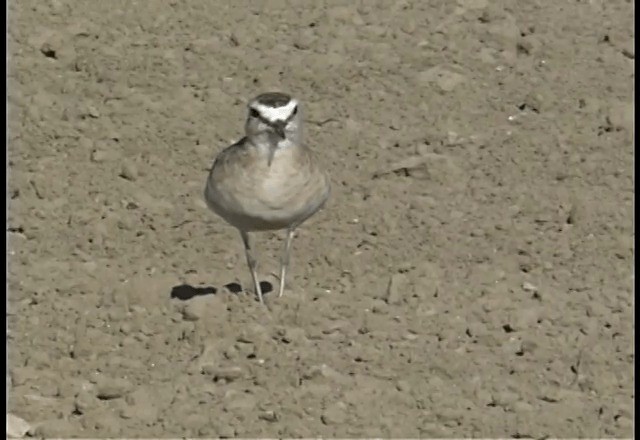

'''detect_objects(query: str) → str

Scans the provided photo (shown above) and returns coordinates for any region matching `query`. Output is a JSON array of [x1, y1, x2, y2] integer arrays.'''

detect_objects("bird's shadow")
[[170, 281, 273, 301]]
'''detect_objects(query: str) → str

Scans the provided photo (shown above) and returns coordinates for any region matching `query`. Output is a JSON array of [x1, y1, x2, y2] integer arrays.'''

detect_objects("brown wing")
[[210, 137, 248, 174]]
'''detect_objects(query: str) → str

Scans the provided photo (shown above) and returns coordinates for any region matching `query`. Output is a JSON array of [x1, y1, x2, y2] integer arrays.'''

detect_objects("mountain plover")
[[204, 92, 331, 304]]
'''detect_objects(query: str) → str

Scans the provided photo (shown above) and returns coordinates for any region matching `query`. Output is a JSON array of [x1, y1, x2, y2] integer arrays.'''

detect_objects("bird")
[[204, 92, 331, 304]]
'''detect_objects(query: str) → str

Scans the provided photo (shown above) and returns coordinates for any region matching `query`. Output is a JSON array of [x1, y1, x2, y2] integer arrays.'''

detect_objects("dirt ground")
[[7, 0, 634, 438]]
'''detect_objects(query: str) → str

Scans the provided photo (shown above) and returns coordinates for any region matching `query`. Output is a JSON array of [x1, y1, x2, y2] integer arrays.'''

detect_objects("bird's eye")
[[249, 108, 260, 118], [291, 106, 298, 116]]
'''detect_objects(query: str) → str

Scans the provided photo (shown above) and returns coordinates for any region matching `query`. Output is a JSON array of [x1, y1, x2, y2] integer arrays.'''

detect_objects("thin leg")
[[240, 230, 263, 303], [278, 228, 295, 298]]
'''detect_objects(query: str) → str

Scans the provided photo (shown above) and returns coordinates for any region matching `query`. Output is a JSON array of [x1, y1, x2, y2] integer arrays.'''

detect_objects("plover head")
[[245, 92, 302, 143]]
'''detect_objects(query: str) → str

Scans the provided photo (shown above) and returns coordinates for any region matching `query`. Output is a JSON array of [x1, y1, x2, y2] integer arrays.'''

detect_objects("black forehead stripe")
[[255, 92, 292, 107]]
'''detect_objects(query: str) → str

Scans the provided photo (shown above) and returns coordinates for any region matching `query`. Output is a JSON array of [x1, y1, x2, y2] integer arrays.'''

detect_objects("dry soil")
[[7, 0, 634, 438]]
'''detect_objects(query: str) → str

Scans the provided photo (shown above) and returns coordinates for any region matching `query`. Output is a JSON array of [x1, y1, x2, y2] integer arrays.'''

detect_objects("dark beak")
[[273, 122, 286, 140]]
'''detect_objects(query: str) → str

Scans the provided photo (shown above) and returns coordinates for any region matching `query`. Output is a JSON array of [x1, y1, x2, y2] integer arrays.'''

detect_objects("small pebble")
[[32, 419, 74, 438], [519, 339, 538, 354], [513, 401, 534, 413], [371, 299, 389, 314], [386, 273, 408, 305], [202, 366, 244, 383], [321, 402, 348, 425], [74, 390, 98, 414], [258, 410, 278, 422], [302, 364, 345, 383], [95, 377, 133, 400], [607, 101, 633, 132], [119, 160, 138, 181], [395, 379, 411, 392], [87, 106, 100, 118], [213, 423, 235, 438], [7, 413, 31, 438], [181, 303, 203, 322], [493, 390, 520, 408], [90, 149, 108, 163]]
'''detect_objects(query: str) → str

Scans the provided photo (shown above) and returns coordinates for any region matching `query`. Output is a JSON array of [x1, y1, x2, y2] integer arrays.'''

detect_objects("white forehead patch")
[[251, 99, 299, 122]]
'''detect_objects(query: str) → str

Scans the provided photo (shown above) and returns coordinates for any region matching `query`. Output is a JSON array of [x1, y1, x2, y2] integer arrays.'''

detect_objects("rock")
[[417, 65, 466, 92], [90, 411, 122, 435], [122, 387, 159, 423], [119, 160, 138, 181], [131, 189, 173, 212], [39, 41, 58, 59], [615, 415, 633, 430], [10, 367, 40, 387], [29, 177, 51, 200], [522, 281, 538, 292], [375, 153, 464, 189], [95, 377, 133, 400], [228, 30, 250, 47], [400, 19, 417, 34], [294, 29, 316, 50], [32, 31, 76, 65], [619, 42, 634, 59], [7, 413, 31, 438], [512, 307, 540, 329], [386, 273, 409, 305], [90, 149, 108, 163], [202, 366, 244, 383], [275, 326, 307, 345], [321, 402, 348, 425], [258, 410, 278, 422], [478, 47, 497, 64], [565, 198, 586, 225], [519, 339, 538, 355], [182, 413, 209, 432], [235, 323, 268, 344], [371, 299, 389, 314], [521, 90, 550, 113], [487, 13, 519, 49], [492, 390, 520, 408], [501, 336, 521, 355], [214, 366, 244, 382], [537, 387, 563, 403], [326, 6, 360, 22], [32, 419, 74, 438], [462, 0, 488, 10], [49, 0, 67, 15], [179, 294, 218, 322], [302, 364, 346, 384], [513, 401, 534, 413], [223, 390, 256, 411], [517, 35, 541, 56], [606, 101, 634, 132], [74, 390, 98, 414], [436, 407, 464, 427], [212, 422, 235, 438], [181, 300, 206, 322], [474, 388, 493, 405], [87, 105, 100, 118], [195, 342, 224, 373], [395, 380, 411, 392]]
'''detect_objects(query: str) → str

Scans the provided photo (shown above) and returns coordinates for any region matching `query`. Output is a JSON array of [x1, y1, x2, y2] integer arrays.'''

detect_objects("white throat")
[[252, 99, 298, 122]]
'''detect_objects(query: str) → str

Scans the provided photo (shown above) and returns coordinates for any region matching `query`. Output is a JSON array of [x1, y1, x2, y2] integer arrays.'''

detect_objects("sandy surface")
[[7, 0, 634, 438]]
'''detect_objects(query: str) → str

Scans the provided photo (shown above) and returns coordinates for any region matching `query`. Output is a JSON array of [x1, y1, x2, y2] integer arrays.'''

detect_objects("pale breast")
[[205, 140, 330, 231]]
